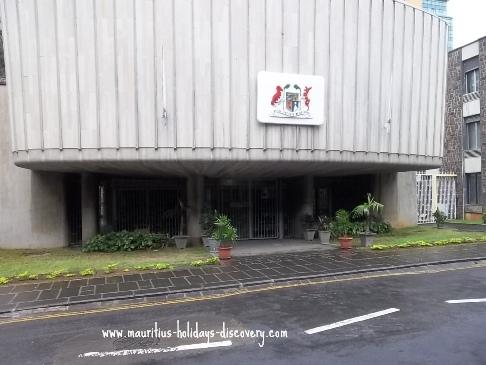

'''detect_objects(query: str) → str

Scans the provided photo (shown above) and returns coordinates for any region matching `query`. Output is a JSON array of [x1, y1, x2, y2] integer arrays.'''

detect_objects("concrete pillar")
[[374, 171, 417, 227], [278, 179, 284, 239], [81, 173, 98, 243], [295, 175, 315, 238], [0, 86, 68, 248], [186, 175, 204, 246]]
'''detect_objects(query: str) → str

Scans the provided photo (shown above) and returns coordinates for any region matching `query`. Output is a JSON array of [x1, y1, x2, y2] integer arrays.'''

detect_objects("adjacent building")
[[443, 36, 486, 220], [0, 0, 449, 248]]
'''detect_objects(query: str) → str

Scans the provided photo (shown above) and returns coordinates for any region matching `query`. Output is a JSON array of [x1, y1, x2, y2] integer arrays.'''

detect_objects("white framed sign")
[[257, 71, 324, 126]]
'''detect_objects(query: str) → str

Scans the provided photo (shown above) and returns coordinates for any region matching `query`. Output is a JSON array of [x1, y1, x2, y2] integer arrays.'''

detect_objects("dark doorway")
[[110, 179, 185, 236], [315, 175, 374, 217], [206, 179, 279, 239]]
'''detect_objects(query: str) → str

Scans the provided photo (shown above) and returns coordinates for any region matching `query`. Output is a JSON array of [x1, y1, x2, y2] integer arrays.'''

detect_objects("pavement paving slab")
[[2, 243, 486, 314]]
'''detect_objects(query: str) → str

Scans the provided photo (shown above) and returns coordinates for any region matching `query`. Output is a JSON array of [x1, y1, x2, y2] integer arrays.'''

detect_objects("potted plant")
[[301, 214, 317, 241], [352, 193, 384, 247], [200, 209, 216, 247], [173, 198, 190, 249], [317, 215, 331, 244], [211, 214, 238, 260], [432, 208, 447, 229], [331, 209, 353, 249]]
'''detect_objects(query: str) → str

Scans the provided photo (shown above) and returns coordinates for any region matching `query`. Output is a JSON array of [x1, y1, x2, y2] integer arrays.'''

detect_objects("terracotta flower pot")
[[219, 246, 232, 260], [338, 236, 353, 249]]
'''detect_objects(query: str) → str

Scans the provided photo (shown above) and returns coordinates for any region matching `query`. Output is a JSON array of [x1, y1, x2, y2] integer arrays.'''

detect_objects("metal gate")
[[209, 180, 279, 239], [417, 171, 456, 224], [112, 179, 185, 236]]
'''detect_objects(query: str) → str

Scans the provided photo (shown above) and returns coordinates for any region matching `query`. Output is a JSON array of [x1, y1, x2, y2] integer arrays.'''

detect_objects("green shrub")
[[134, 264, 152, 271], [0, 277, 9, 286], [190, 257, 219, 267], [301, 214, 317, 230], [104, 263, 119, 273], [482, 213, 486, 224], [15, 271, 32, 281], [134, 262, 172, 271], [45, 270, 65, 279], [371, 236, 486, 250], [82, 231, 171, 252], [15, 271, 39, 281], [369, 221, 392, 234], [200, 209, 218, 236], [433, 208, 447, 228], [152, 263, 172, 270], [79, 268, 95, 276]]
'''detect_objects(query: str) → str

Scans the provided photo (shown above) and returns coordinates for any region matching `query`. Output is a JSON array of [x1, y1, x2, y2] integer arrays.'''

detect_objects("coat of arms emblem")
[[270, 84, 312, 119]]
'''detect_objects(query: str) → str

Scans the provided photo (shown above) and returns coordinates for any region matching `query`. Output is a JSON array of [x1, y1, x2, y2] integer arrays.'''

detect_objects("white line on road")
[[78, 340, 233, 358], [446, 298, 486, 304], [304, 308, 400, 335]]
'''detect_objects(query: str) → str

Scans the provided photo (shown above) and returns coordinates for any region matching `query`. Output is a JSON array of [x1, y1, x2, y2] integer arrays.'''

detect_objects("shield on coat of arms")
[[285, 92, 300, 112]]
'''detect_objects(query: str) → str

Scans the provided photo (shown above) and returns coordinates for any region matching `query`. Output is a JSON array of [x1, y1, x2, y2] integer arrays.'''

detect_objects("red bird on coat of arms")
[[271, 86, 283, 106], [303, 86, 312, 110]]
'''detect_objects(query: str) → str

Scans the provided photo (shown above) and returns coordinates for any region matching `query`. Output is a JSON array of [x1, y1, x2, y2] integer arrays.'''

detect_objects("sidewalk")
[[2, 243, 486, 314]]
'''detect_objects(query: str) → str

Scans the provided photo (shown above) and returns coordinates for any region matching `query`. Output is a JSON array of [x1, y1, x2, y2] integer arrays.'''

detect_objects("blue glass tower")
[[423, 0, 453, 49]]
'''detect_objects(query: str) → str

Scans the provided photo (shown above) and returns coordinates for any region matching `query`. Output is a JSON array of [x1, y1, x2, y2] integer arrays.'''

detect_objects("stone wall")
[[480, 38, 486, 213], [442, 48, 464, 217]]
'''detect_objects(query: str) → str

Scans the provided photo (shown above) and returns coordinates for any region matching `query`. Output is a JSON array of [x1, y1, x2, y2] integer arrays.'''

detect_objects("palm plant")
[[211, 214, 238, 247], [317, 215, 331, 231], [331, 209, 352, 238], [352, 193, 384, 233]]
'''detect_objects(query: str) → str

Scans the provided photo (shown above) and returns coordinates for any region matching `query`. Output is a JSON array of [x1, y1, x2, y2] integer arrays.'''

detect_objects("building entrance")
[[207, 180, 280, 239]]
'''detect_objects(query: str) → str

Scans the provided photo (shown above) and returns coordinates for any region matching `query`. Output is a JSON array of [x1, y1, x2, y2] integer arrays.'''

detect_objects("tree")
[[352, 193, 384, 233]]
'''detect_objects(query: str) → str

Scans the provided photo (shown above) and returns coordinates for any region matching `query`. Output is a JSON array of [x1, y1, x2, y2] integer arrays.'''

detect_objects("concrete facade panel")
[[0, 86, 67, 249], [0, 0, 448, 175]]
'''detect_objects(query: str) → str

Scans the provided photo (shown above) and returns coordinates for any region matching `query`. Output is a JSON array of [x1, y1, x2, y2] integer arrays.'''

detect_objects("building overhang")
[[13, 148, 442, 177]]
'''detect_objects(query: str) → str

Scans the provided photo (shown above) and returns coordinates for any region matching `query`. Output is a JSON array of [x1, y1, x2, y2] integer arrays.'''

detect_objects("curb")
[[3, 256, 486, 315]]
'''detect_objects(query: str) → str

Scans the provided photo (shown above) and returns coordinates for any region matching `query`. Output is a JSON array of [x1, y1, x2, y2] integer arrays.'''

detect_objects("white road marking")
[[78, 340, 232, 358], [304, 308, 400, 335], [446, 298, 486, 304]]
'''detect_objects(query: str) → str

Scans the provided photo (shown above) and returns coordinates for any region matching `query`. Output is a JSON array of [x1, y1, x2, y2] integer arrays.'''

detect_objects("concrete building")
[[405, 0, 453, 49], [0, 0, 448, 248], [443, 36, 486, 220]]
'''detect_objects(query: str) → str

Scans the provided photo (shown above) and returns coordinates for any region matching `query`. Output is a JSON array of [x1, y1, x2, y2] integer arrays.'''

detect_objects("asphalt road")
[[2, 265, 486, 365]]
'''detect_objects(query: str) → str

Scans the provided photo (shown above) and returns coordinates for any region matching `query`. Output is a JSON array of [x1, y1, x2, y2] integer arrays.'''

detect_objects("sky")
[[449, 0, 486, 48]]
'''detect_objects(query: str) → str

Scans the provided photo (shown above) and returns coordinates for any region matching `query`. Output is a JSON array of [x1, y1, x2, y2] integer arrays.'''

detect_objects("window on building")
[[466, 120, 480, 150], [466, 173, 481, 205], [465, 69, 479, 94]]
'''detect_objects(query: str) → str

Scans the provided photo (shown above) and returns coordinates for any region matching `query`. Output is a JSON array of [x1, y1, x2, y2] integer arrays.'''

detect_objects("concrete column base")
[[375, 171, 417, 227], [186, 175, 204, 246], [81, 173, 98, 243], [294, 175, 315, 238], [0, 87, 68, 248]]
